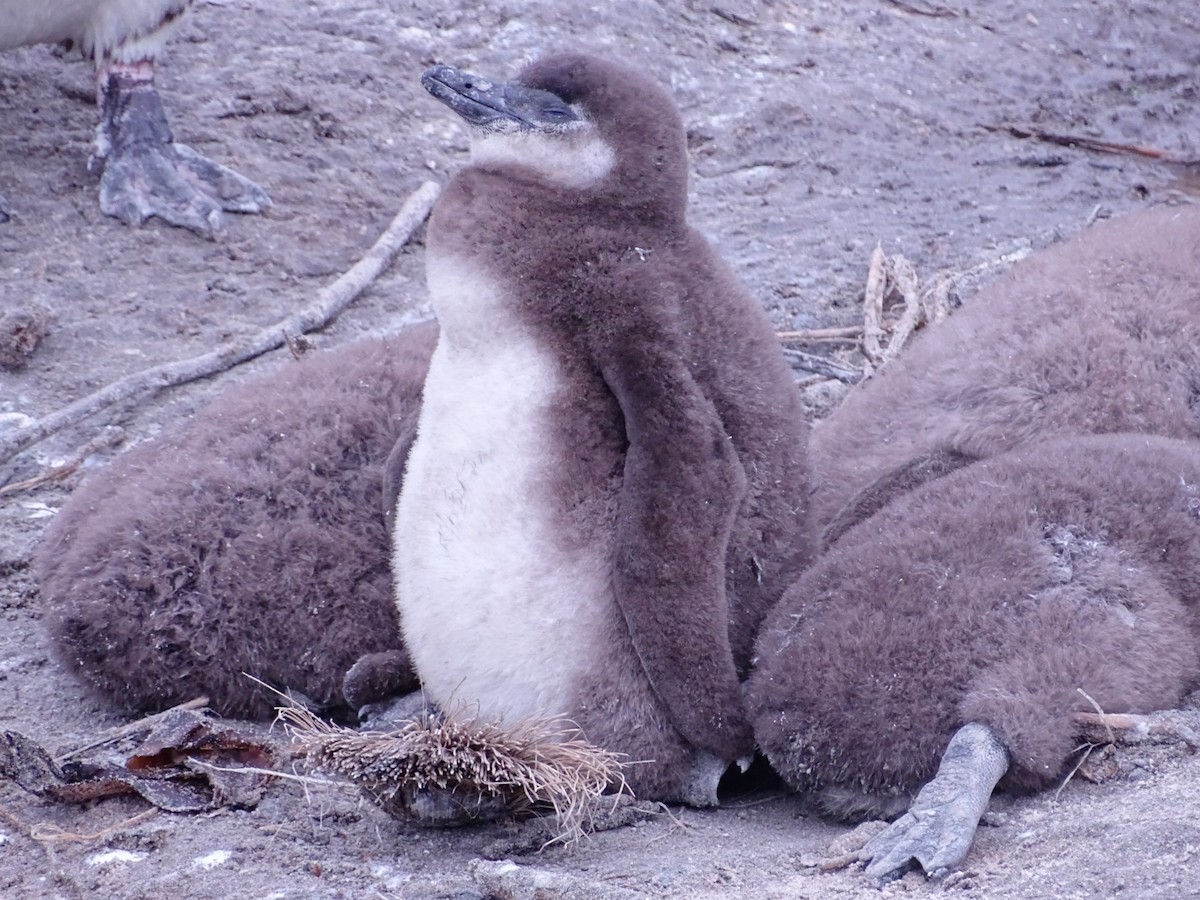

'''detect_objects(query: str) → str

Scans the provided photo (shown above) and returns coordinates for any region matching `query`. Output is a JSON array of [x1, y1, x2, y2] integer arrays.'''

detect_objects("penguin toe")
[[98, 140, 269, 238], [858, 723, 1009, 881]]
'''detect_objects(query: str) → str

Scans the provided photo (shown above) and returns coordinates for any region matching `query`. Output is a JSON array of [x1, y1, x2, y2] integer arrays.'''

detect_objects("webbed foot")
[[94, 60, 269, 238], [858, 722, 1009, 881]]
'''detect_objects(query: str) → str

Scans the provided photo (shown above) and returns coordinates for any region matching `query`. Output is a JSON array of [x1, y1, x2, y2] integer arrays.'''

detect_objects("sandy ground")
[[3, 0, 1200, 897]]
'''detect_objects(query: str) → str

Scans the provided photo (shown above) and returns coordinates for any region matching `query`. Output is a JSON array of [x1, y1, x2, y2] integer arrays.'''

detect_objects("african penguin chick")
[[35, 323, 437, 719], [748, 432, 1200, 880], [394, 54, 813, 806], [809, 204, 1200, 546], [1, 0, 269, 235]]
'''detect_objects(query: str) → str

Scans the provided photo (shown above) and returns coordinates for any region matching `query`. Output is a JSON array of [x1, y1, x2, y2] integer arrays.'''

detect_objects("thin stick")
[[781, 348, 864, 384], [29, 808, 159, 844], [989, 125, 1196, 163], [776, 326, 864, 341], [884, 0, 959, 17], [861, 244, 888, 366], [0, 427, 125, 497], [1076, 688, 1116, 745], [54, 695, 210, 763], [880, 255, 922, 363], [0, 181, 440, 468]]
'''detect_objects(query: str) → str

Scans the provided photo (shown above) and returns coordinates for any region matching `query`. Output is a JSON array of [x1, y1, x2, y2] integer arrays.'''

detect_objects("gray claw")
[[858, 723, 1009, 881]]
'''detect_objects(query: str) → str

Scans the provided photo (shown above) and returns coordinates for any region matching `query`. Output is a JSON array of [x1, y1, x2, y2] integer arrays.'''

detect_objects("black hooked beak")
[[421, 65, 579, 130]]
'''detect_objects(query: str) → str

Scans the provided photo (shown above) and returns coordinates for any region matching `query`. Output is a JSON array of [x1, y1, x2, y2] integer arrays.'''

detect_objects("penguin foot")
[[393, 782, 514, 827], [1075, 709, 1200, 750], [343, 650, 420, 711], [857, 722, 1009, 882], [94, 60, 269, 238]]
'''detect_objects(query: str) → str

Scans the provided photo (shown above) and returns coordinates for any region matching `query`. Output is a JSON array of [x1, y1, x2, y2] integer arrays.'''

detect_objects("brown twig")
[[883, 0, 960, 18], [781, 348, 864, 384], [776, 325, 864, 341], [0, 181, 440, 470], [861, 244, 889, 366], [988, 125, 1200, 165], [0, 426, 125, 497], [29, 809, 160, 844]]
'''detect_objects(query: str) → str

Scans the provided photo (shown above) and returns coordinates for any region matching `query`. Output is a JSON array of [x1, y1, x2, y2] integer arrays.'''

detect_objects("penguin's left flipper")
[[96, 62, 269, 238], [599, 338, 751, 762], [859, 723, 1009, 881]]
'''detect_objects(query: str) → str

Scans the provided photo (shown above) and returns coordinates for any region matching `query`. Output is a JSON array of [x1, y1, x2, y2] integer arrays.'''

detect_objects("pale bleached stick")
[[0, 181, 440, 469], [861, 244, 888, 366]]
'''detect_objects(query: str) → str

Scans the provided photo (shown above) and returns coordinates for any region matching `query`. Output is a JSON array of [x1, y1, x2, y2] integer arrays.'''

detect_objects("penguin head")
[[422, 54, 688, 218]]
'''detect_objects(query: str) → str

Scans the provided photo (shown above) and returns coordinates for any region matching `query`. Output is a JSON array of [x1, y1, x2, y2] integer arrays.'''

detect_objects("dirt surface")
[[3, 1, 1200, 897]]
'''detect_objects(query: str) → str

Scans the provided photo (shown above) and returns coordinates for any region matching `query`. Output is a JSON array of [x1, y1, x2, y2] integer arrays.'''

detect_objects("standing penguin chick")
[[394, 54, 812, 805], [1, 0, 269, 235], [748, 433, 1200, 879], [36, 324, 437, 719]]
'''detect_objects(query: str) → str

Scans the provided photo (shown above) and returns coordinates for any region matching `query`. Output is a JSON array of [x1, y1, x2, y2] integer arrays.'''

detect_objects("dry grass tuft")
[[278, 704, 626, 845]]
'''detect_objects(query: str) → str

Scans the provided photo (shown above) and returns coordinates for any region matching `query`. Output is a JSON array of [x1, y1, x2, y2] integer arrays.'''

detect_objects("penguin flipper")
[[599, 344, 752, 761], [858, 723, 1009, 881], [95, 61, 269, 238], [821, 447, 978, 549]]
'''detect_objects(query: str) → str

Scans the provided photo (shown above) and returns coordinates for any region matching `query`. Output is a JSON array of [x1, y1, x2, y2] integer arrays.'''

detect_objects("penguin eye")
[[542, 104, 577, 122]]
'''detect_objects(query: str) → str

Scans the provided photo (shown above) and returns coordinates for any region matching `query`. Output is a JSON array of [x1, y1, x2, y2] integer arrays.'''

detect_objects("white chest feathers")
[[392, 263, 612, 725]]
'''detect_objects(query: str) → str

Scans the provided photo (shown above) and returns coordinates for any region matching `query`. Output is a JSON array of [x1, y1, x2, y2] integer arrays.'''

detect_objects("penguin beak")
[[421, 65, 579, 131]]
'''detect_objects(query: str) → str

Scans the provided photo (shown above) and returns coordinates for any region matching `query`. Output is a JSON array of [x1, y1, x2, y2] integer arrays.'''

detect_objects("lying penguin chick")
[[35, 323, 437, 719], [394, 54, 813, 806], [1, 0, 269, 235], [809, 204, 1200, 544], [748, 432, 1200, 880]]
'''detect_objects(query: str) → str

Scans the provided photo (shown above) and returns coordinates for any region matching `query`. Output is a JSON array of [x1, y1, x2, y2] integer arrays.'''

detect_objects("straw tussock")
[[279, 704, 626, 844]]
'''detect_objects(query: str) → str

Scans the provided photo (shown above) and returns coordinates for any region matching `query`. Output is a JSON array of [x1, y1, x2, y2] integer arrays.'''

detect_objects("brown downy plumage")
[[395, 54, 812, 804], [808, 204, 1200, 545], [36, 324, 437, 719], [750, 433, 1200, 814]]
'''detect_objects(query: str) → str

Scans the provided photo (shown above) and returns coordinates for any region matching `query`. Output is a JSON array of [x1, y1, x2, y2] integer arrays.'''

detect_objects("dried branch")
[[0, 180, 440, 470], [861, 244, 889, 365], [988, 124, 1200, 166], [781, 348, 864, 384], [776, 325, 864, 341], [0, 426, 125, 497]]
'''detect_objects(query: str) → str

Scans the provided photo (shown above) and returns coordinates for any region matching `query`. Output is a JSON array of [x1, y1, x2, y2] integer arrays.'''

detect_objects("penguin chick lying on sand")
[[393, 54, 812, 806], [809, 204, 1200, 548], [749, 433, 1200, 879], [749, 204, 1200, 879], [36, 324, 436, 719], [1, 0, 268, 235]]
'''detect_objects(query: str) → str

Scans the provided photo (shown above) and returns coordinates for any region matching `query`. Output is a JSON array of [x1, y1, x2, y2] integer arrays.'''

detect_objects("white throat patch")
[[470, 127, 616, 190]]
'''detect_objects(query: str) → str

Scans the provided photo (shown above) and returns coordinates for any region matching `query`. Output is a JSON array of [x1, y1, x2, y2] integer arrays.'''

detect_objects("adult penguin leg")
[[94, 59, 269, 237]]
